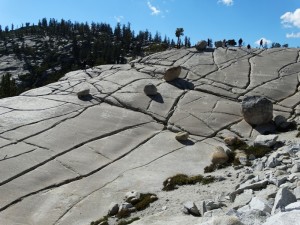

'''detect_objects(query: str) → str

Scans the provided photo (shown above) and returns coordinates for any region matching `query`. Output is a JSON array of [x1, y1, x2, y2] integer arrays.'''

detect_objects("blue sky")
[[1, 0, 300, 47]]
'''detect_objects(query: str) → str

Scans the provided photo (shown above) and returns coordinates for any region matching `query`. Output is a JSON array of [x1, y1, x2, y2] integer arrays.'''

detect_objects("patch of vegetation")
[[90, 216, 108, 225], [162, 174, 215, 191], [134, 193, 158, 211], [117, 217, 140, 225], [243, 145, 272, 158]]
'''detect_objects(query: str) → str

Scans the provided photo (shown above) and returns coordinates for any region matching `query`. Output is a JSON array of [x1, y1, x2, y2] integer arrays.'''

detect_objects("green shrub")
[[163, 174, 214, 191], [134, 193, 158, 211], [90, 216, 108, 225], [117, 217, 140, 225]]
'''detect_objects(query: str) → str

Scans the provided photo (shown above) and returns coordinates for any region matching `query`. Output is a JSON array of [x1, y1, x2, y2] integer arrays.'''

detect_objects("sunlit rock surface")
[[0, 47, 299, 225]]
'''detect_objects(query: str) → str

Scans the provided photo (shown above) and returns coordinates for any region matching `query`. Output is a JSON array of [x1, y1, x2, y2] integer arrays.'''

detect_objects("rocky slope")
[[0, 47, 299, 225]]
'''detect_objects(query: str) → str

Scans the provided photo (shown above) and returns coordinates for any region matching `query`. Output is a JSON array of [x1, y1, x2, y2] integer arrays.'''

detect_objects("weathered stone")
[[249, 197, 272, 214], [231, 179, 269, 201], [183, 201, 200, 216], [266, 152, 281, 168], [143, 83, 158, 96], [291, 163, 300, 173], [198, 200, 207, 216], [254, 134, 278, 147], [164, 66, 181, 81], [108, 202, 119, 216], [77, 88, 90, 98], [285, 202, 300, 211], [256, 184, 278, 199], [272, 187, 297, 214], [211, 146, 229, 165], [125, 190, 140, 204], [175, 131, 189, 141], [195, 40, 207, 51], [241, 96, 273, 126], [232, 189, 253, 209]]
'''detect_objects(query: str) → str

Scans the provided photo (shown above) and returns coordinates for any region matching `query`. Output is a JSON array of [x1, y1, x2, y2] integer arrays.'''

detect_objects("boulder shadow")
[[149, 93, 164, 103], [168, 78, 194, 90], [177, 139, 195, 146], [78, 94, 93, 101], [252, 122, 276, 135]]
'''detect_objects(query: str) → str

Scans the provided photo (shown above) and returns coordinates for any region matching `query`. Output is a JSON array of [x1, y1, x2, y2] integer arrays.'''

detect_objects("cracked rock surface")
[[0, 47, 299, 225]]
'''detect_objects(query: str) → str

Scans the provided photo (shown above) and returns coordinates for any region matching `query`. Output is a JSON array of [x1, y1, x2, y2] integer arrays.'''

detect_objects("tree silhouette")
[[175, 28, 184, 48]]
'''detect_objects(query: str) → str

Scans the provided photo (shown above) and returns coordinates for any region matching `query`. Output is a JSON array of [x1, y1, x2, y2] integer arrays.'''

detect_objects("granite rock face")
[[0, 47, 299, 225]]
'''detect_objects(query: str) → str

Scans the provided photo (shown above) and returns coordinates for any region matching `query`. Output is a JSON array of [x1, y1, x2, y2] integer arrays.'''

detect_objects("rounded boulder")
[[164, 66, 181, 81], [144, 83, 157, 96], [241, 96, 273, 126]]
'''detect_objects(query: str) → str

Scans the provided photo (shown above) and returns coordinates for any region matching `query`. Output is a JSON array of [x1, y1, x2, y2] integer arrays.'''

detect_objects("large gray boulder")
[[241, 96, 273, 126]]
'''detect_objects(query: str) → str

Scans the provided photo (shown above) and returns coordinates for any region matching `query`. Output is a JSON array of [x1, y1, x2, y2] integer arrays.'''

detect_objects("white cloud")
[[255, 38, 272, 46], [147, 1, 161, 15], [286, 32, 300, 38], [114, 16, 124, 23], [280, 8, 300, 28], [218, 0, 233, 6]]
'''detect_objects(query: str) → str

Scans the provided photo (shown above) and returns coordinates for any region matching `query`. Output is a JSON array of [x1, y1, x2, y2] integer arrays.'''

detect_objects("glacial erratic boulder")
[[164, 66, 181, 81], [241, 96, 273, 126], [211, 146, 229, 165], [144, 83, 158, 96], [175, 131, 189, 141]]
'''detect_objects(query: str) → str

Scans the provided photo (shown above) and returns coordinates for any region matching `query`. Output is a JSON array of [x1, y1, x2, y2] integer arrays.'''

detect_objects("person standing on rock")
[[260, 39, 263, 49], [238, 38, 243, 47], [247, 44, 251, 53]]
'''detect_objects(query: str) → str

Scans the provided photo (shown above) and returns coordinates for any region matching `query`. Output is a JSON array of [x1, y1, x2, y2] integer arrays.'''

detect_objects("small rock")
[[285, 202, 300, 212], [249, 197, 272, 214], [198, 200, 207, 216], [231, 179, 269, 201], [241, 96, 273, 126], [211, 146, 229, 165], [108, 202, 119, 216], [232, 189, 253, 210], [143, 83, 157, 96], [206, 200, 223, 210], [256, 184, 278, 199], [293, 186, 300, 200], [234, 150, 248, 165], [175, 131, 189, 141], [125, 190, 140, 204], [164, 66, 181, 81], [266, 152, 281, 168], [271, 187, 297, 214], [254, 134, 278, 147], [77, 88, 90, 98], [183, 201, 200, 216], [291, 163, 300, 173]]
